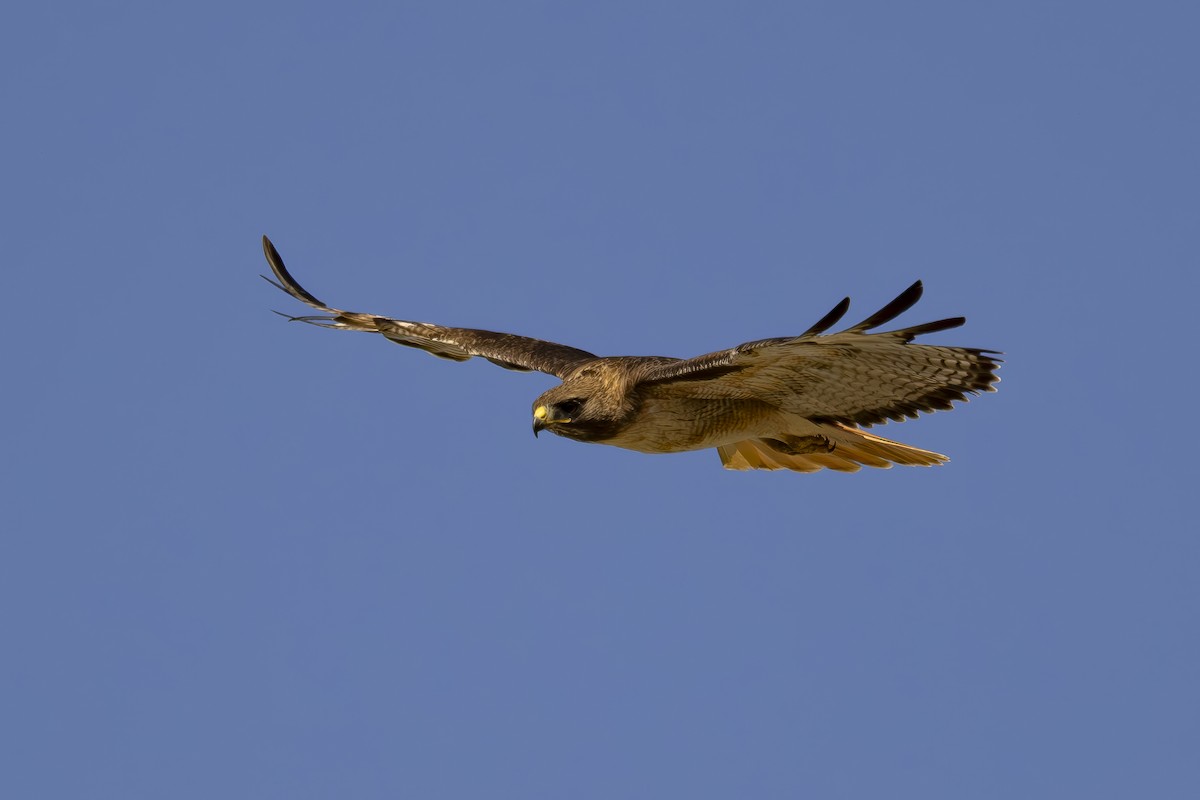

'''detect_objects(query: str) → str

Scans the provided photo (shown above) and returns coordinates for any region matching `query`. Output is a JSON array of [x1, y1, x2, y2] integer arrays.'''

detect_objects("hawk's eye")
[[558, 398, 584, 417]]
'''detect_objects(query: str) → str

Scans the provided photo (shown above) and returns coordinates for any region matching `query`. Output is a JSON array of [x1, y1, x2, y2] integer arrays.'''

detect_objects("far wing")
[[262, 236, 598, 378], [637, 281, 1000, 427]]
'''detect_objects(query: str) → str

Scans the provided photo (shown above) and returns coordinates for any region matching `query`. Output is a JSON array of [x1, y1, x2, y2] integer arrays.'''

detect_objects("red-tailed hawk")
[[263, 236, 999, 473]]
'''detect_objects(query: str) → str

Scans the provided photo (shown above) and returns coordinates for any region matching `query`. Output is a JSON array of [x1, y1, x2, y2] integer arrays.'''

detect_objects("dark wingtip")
[[261, 235, 287, 283], [896, 316, 966, 339], [802, 296, 851, 337], [261, 235, 283, 274], [260, 235, 327, 308], [847, 280, 924, 333]]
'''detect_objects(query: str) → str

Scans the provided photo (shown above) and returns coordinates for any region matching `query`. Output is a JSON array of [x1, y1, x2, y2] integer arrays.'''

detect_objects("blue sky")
[[3, 2, 1196, 797]]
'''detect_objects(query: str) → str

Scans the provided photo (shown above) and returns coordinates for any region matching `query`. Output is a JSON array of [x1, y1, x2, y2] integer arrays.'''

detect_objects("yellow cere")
[[533, 405, 548, 420]]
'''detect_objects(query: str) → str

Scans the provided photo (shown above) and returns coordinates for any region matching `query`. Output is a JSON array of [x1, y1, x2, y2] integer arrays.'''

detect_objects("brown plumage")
[[263, 236, 1000, 473]]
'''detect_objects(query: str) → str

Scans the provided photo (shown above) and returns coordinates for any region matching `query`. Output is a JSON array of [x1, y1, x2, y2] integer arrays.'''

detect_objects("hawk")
[[262, 237, 999, 473]]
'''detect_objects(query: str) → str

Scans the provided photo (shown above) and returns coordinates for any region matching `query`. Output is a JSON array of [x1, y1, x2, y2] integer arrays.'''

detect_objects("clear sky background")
[[3, 2, 1196, 798]]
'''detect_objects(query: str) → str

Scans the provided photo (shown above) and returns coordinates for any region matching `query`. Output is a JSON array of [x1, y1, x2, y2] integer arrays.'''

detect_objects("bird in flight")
[[262, 236, 999, 473]]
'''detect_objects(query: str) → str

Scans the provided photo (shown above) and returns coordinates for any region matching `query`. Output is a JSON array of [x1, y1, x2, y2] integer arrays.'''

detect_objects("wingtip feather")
[[846, 280, 924, 333], [802, 296, 851, 337], [261, 235, 329, 309]]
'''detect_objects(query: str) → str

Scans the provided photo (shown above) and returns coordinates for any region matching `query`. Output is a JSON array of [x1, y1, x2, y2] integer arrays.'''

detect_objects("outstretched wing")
[[262, 236, 598, 378], [638, 281, 1000, 427]]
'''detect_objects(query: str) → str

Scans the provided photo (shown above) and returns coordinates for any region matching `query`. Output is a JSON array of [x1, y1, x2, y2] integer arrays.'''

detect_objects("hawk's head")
[[531, 363, 635, 443]]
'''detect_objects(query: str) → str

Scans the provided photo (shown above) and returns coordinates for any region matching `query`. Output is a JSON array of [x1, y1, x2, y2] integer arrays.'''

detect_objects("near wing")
[[638, 281, 1000, 427], [262, 236, 598, 379]]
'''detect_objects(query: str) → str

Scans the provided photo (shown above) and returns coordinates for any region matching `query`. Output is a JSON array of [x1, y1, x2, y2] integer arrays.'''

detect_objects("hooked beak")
[[532, 404, 568, 437]]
